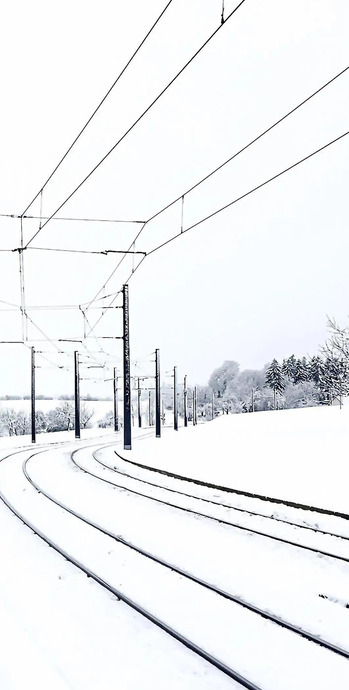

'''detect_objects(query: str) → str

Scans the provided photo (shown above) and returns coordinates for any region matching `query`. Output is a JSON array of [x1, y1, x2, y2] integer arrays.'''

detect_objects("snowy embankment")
[[129, 405, 349, 514], [0, 408, 349, 689]]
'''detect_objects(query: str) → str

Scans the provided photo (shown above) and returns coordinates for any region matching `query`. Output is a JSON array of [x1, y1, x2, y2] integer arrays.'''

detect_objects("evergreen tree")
[[294, 357, 309, 384], [309, 356, 324, 386], [264, 359, 285, 409], [321, 356, 349, 404], [282, 355, 297, 383]]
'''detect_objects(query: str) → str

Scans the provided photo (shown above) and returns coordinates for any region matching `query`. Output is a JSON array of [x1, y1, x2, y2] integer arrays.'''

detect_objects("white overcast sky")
[[0, 0, 348, 396]]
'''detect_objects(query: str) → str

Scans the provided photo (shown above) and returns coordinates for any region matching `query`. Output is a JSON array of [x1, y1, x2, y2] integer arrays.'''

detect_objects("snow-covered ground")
[[128, 405, 349, 513], [0, 406, 348, 689]]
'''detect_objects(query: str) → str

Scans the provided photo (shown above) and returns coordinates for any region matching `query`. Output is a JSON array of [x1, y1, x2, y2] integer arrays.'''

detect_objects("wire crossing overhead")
[[145, 129, 349, 255], [21, 0, 174, 218], [145, 66, 349, 226], [80, 65, 349, 334], [84, 126, 349, 340], [24, 0, 247, 248]]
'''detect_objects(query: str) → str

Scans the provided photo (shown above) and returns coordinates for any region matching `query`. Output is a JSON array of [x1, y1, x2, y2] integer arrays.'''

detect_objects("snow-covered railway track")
[[83, 445, 349, 565], [111, 449, 349, 541], [117, 449, 349, 523], [1, 443, 349, 689], [21, 449, 349, 661], [0, 445, 261, 689]]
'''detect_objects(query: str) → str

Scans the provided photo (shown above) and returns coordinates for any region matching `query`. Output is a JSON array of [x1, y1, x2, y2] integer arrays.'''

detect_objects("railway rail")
[[22, 446, 349, 661], [110, 449, 349, 541], [1, 439, 349, 688], [0, 443, 261, 689], [80, 445, 349, 565]]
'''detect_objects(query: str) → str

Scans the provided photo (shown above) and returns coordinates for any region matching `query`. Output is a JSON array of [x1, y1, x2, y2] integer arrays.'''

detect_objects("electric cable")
[[146, 129, 349, 257], [21, 1, 175, 217], [82, 64, 349, 321], [0, 214, 145, 224], [145, 65, 349, 226], [85, 128, 349, 337], [24, 0, 247, 248]]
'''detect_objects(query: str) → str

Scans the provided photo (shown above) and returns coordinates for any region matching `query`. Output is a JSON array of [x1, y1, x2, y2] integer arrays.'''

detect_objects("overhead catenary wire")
[[145, 65, 349, 225], [27, 247, 147, 256], [146, 129, 349, 257], [0, 214, 146, 224], [85, 128, 349, 338], [21, 0, 175, 218], [24, 0, 247, 248], [81, 64, 349, 322]]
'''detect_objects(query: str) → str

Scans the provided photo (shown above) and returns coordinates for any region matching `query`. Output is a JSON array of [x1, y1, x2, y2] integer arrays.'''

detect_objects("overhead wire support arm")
[[24, 0, 247, 248], [21, 0, 174, 218], [1, 214, 146, 224], [85, 63, 349, 335]]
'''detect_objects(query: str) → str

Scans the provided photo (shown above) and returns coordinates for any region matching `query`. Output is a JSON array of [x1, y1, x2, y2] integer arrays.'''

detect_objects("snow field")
[[127, 405, 349, 514], [0, 474, 238, 690], [3, 441, 347, 688], [0, 406, 349, 688]]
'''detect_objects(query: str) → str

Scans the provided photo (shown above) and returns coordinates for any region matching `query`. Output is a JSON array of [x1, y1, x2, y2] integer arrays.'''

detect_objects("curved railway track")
[[21, 446, 349, 661], [110, 449, 349, 541], [117, 450, 349, 521], [80, 445, 349, 565], [1, 439, 349, 688], [0, 443, 260, 690]]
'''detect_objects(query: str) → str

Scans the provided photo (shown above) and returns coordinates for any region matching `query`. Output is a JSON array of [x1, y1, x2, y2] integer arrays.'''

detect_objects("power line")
[[86, 129, 349, 338], [26, 247, 147, 256], [0, 213, 145, 223], [145, 65, 349, 225], [146, 129, 349, 256], [81, 63, 348, 319], [24, 0, 247, 248], [21, 0, 174, 217]]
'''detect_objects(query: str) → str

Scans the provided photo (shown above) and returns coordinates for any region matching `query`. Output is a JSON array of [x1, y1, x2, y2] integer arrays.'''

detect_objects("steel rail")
[[106, 449, 349, 542], [21, 448, 349, 661], [117, 451, 349, 521], [74, 446, 349, 564], [0, 448, 261, 690]]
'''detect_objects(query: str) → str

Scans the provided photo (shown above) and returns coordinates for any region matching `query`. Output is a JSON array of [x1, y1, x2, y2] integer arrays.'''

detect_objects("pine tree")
[[282, 355, 297, 383], [309, 356, 324, 386], [294, 358, 309, 384], [264, 359, 285, 409]]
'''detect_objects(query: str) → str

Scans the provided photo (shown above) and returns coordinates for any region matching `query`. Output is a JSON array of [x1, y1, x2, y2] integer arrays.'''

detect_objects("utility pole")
[[31, 346, 36, 443], [74, 350, 80, 439], [155, 348, 161, 438], [194, 386, 198, 425], [192, 389, 195, 425], [123, 284, 131, 450], [148, 390, 152, 426], [113, 368, 119, 431], [173, 366, 178, 430], [137, 378, 142, 428], [211, 390, 214, 421], [183, 375, 188, 427]]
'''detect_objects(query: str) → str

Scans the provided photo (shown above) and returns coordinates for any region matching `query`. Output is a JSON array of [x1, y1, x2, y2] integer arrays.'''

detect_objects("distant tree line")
[[202, 319, 349, 415], [0, 402, 96, 436]]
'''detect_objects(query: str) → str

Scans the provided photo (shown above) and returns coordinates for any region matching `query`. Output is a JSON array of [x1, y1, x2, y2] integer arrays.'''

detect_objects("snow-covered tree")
[[282, 355, 297, 382], [264, 359, 285, 410], [0, 408, 29, 436], [294, 357, 309, 384], [208, 361, 239, 399], [46, 402, 74, 432]]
